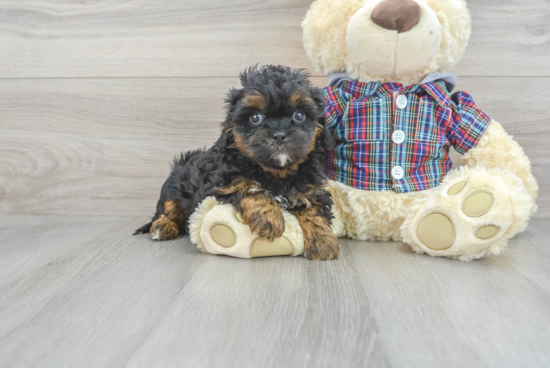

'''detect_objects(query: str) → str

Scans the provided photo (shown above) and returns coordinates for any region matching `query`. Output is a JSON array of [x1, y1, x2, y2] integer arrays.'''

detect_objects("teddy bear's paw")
[[416, 183, 501, 252], [189, 198, 305, 259], [401, 167, 532, 261]]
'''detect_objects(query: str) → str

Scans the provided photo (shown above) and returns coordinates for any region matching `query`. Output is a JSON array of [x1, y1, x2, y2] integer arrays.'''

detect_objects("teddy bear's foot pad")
[[475, 225, 500, 240], [416, 212, 456, 250], [447, 181, 467, 196], [209, 224, 237, 248], [417, 186, 500, 251], [402, 168, 523, 260], [191, 198, 305, 258], [462, 190, 494, 217], [250, 236, 294, 258]]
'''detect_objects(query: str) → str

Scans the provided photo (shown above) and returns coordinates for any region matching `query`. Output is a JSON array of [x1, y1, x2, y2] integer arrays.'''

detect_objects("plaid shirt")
[[324, 80, 492, 193]]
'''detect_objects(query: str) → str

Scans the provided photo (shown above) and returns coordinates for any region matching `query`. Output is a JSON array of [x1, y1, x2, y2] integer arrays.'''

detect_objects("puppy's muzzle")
[[272, 131, 287, 145]]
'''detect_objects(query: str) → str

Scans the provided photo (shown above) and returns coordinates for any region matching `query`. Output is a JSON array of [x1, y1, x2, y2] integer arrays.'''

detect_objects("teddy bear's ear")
[[425, 0, 471, 71], [302, 0, 363, 75]]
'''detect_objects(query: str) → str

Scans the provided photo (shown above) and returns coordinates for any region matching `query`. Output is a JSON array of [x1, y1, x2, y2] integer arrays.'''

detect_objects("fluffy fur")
[[134, 65, 339, 261], [303, 0, 538, 260], [329, 121, 537, 251], [302, 0, 471, 85], [189, 197, 305, 258]]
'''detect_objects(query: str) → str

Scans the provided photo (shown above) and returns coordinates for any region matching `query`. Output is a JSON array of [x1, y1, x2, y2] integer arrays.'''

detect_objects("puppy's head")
[[222, 65, 329, 174]]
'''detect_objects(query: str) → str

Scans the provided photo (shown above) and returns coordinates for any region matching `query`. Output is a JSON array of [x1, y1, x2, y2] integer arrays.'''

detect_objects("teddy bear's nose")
[[371, 0, 422, 33]]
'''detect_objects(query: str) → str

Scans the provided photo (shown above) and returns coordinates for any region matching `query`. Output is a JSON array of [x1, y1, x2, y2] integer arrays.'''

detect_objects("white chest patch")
[[276, 153, 289, 167]]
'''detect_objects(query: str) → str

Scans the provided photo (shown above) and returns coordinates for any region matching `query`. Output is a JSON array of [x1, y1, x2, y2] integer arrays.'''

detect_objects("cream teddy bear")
[[302, 0, 538, 260]]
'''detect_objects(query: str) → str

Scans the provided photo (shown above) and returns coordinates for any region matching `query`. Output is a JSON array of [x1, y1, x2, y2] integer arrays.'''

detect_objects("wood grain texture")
[[0, 215, 549, 368], [0, 0, 548, 78], [347, 220, 550, 368], [0, 215, 388, 368], [1, 77, 548, 218]]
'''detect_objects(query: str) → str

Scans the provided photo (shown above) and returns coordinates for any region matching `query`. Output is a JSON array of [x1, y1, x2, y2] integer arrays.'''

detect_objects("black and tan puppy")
[[134, 65, 339, 261]]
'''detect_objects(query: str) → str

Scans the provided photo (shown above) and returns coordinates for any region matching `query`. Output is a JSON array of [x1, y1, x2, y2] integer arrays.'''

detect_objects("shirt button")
[[391, 166, 404, 180], [396, 95, 408, 109], [392, 130, 405, 144]]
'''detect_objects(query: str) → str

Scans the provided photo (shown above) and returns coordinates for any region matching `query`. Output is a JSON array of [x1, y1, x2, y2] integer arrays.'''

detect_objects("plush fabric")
[[400, 163, 534, 261], [324, 79, 491, 192], [304, 0, 538, 260], [371, 0, 423, 33], [302, 0, 471, 85], [190, 197, 305, 258]]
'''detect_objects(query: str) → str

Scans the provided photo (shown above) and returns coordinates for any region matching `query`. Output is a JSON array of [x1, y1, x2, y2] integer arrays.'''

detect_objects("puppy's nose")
[[272, 132, 287, 144], [371, 0, 422, 33]]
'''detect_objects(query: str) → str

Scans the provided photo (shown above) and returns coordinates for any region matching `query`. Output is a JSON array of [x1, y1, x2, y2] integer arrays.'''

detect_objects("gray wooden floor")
[[0, 215, 549, 368], [1, 0, 550, 367]]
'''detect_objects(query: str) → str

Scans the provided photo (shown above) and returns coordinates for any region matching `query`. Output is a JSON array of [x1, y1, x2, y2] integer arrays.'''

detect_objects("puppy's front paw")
[[246, 210, 285, 242], [240, 196, 285, 242], [305, 233, 340, 261], [150, 215, 179, 241]]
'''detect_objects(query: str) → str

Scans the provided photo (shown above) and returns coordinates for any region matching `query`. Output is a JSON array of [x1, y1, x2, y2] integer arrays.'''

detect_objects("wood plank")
[[125, 239, 387, 368], [0, 0, 548, 78], [1, 215, 549, 367], [0, 216, 208, 368], [0, 77, 548, 218], [0, 215, 125, 288], [0, 215, 388, 368], [347, 224, 550, 368], [498, 220, 550, 293]]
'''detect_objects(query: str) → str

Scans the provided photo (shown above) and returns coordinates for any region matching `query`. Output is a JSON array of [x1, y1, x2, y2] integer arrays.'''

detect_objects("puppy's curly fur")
[[134, 65, 339, 261]]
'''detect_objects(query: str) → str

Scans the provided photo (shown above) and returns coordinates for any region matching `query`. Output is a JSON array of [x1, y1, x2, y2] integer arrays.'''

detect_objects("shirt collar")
[[329, 73, 454, 108]]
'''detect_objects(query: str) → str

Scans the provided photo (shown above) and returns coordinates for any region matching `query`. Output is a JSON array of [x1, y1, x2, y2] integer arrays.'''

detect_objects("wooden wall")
[[0, 0, 549, 219]]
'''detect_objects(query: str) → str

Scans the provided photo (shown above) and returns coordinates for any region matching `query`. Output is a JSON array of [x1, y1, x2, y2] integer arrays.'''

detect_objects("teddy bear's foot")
[[401, 166, 533, 261], [188, 197, 305, 258]]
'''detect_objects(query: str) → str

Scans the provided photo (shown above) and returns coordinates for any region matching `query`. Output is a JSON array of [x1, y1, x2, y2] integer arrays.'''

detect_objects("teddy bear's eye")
[[250, 114, 264, 124], [293, 111, 306, 123]]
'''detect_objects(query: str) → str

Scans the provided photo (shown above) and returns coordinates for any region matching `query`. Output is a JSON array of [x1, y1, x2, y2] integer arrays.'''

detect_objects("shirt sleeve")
[[448, 91, 492, 155], [324, 86, 352, 132]]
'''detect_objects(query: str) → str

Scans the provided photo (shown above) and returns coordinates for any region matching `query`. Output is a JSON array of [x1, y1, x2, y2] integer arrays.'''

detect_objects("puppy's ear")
[[215, 88, 244, 151], [309, 86, 325, 110], [317, 116, 334, 150], [215, 124, 234, 151], [225, 87, 244, 114], [309, 87, 333, 150]]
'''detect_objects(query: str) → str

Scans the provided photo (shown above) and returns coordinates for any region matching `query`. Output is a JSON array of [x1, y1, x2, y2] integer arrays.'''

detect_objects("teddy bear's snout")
[[371, 0, 422, 33]]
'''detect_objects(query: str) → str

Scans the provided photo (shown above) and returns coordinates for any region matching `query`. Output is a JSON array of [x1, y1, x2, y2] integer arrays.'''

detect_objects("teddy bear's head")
[[302, 0, 471, 85]]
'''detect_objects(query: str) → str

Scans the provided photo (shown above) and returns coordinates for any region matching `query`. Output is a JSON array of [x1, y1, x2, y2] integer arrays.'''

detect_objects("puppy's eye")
[[250, 114, 264, 124], [293, 111, 306, 123]]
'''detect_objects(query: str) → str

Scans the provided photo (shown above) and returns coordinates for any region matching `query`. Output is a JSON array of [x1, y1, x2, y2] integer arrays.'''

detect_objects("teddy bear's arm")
[[460, 120, 538, 214]]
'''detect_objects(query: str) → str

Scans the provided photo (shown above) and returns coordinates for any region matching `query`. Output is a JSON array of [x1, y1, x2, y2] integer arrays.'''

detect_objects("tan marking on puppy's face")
[[242, 93, 266, 110], [163, 200, 182, 222], [289, 92, 314, 108], [232, 130, 249, 156], [306, 123, 324, 154]]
